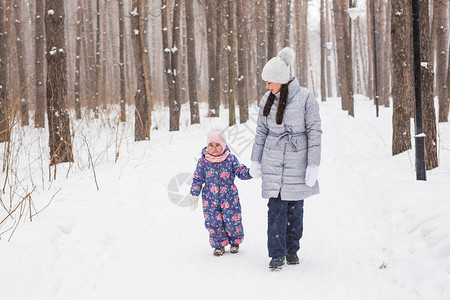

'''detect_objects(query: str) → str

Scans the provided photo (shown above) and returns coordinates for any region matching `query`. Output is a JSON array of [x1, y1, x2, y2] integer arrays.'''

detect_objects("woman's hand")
[[305, 165, 318, 187], [249, 161, 262, 179]]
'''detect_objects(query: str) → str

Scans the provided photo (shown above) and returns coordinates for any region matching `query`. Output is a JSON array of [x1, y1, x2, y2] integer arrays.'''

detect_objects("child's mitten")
[[249, 161, 262, 179], [191, 195, 199, 210]]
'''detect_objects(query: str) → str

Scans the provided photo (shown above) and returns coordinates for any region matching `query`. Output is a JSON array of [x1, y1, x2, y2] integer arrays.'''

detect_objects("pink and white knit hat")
[[207, 128, 227, 151]]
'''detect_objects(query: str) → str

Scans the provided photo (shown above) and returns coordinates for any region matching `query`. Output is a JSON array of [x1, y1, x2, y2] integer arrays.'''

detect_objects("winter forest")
[[1, 0, 450, 299]]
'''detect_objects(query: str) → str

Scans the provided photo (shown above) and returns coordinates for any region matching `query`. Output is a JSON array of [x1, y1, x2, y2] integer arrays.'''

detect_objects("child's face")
[[207, 142, 223, 156]]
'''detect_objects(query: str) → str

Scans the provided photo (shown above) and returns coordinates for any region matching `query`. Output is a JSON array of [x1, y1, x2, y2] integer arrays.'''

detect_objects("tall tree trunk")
[[256, 0, 267, 101], [0, 0, 9, 142], [420, 0, 438, 169], [332, 0, 350, 113], [130, 0, 150, 140], [170, 0, 181, 131], [93, 0, 100, 118], [74, 0, 82, 120], [284, 0, 292, 47], [391, 0, 412, 155], [295, 0, 308, 87], [366, 0, 374, 99], [35, 0, 46, 127], [236, 0, 249, 123], [118, 0, 126, 122], [267, 0, 276, 59], [86, 0, 96, 114], [343, 0, 354, 116], [320, 0, 326, 101], [13, 0, 28, 126], [185, 0, 199, 124], [325, 0, 333, 97], [375, 0, 388, 107], [205, 0, 218, 116], [45, 0, 73, 166], [436, 0, 449, 122], [161, 0, 175, 123], [227, 0, 236, 126], [215, 0, 224, 109]]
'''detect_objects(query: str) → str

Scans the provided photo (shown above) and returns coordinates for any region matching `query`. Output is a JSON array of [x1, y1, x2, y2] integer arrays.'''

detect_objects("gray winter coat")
[[251, 77, 322, 200]]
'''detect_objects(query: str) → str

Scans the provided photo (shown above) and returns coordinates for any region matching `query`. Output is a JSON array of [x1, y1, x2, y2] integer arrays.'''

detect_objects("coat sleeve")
[[304, 92, 322, 166], [251, 94, 269, 162], [190, 158, 205, 196], [230, 155, 252, 180]]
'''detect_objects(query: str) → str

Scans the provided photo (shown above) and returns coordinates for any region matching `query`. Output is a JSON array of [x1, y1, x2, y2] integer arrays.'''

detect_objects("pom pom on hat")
[[207, 121, 227, 151], [261, 47, 296, 84]]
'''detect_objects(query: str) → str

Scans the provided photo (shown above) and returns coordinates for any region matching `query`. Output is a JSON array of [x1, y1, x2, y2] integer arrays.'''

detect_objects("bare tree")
[[170, 0, 181, 131], [420, 0, 438, 169], [0, 0, 9, 142], [35, 0, 46, 127], [205, 0, 219, 116], [185, 0, 200, 124], [256, 0, 267, 101], [436, 0, 449, 122], [227, 0, 236, 126], [130, 0, 150, 140], [236, 0, 248, 123], [118, 0, 126, 122], [320, 0, 326, 101], [391, 0, 412, 155], [283, 0, 292, 47], [267, 0, 276, 59], [13, 0, 28, 126], [74, 0, 82, 120], [295, 0, 308, 87], [45, 0, 73, 166]]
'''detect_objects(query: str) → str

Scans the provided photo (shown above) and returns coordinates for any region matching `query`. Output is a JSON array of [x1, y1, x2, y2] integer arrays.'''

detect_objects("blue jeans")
[[267, 194, 304, 258]]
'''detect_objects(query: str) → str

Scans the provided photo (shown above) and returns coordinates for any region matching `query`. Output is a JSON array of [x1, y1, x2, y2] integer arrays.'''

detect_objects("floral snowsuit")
[[190, 147, 252, 248]]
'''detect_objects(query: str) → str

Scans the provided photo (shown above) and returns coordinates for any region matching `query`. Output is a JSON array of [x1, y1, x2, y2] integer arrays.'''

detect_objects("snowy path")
[[1, 99, 449, 299]]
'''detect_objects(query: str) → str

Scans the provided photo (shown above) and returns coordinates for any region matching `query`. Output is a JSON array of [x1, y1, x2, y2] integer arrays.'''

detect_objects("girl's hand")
[[305, 165, 318, 187]]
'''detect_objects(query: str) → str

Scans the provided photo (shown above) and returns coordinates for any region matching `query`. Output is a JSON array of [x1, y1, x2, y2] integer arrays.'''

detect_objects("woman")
[[249, 47, 322, 269]]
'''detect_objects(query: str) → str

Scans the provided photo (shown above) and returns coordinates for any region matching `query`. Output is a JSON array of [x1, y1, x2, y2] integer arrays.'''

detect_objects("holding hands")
[[249, 161, 262, 179]]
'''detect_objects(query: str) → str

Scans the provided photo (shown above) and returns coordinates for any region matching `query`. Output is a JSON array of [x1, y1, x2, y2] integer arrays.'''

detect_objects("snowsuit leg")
[[222, 196, 244, 245], [203, 199, 229, 248]]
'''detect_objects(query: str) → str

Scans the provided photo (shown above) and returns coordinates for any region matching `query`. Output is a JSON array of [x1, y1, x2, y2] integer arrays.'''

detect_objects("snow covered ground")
[[1, 96, 449, 299]]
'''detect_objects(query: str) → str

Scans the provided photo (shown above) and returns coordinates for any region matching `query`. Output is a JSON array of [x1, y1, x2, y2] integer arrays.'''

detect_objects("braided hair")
[[263, 79, 292, 124]]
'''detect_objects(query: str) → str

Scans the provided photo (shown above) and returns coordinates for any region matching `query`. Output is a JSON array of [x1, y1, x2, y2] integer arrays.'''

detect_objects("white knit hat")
[[261, 47, 296, 84]]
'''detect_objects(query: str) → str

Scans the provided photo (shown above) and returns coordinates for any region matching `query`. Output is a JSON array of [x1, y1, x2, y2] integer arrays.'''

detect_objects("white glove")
[[190, 195, 199, 210], [305, 165, 318, 187], [249, 161, 262, 179]]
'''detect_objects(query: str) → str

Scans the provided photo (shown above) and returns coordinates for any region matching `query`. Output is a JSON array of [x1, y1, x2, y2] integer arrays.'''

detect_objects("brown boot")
[[213, 247, 225, 256], [230, 244, 239, 254]]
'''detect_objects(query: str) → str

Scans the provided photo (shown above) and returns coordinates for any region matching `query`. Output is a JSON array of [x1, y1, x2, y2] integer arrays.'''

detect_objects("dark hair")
[[263, 80, 291, 124]]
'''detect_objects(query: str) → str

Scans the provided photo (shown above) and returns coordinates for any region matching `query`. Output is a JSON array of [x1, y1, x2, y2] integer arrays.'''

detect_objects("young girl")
[[190, 127, 252, 256]]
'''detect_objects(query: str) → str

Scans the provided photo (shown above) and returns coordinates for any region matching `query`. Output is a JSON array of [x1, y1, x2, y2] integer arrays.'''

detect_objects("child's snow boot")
[[213, 247, 225, 256], [230, 244, 239, 254]]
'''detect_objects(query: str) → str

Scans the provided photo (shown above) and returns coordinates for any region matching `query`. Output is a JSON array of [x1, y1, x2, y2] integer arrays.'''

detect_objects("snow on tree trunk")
[[45, 0, 73, 167]]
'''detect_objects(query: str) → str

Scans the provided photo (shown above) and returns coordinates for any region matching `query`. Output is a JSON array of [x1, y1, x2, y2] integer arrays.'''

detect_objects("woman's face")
[[265, 82, 282, 94], [207, 142, 223, 156]]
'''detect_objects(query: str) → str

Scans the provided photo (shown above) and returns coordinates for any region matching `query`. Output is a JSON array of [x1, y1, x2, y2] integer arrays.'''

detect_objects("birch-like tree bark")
[[45, 0, 73, 166]]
